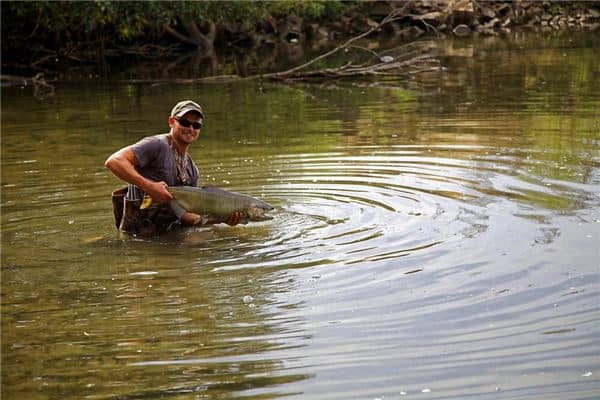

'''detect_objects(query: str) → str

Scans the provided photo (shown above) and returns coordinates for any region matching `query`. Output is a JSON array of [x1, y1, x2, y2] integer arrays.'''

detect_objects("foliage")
[[2, 1, 347, 45], [1, 0, 350, 73]]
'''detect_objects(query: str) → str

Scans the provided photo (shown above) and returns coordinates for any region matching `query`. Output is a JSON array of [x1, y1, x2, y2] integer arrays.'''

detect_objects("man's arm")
[[104, 147, 173, 203]]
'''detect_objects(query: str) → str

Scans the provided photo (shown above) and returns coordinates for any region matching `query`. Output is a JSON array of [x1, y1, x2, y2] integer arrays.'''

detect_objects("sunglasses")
[[175, 118, 203, 130]]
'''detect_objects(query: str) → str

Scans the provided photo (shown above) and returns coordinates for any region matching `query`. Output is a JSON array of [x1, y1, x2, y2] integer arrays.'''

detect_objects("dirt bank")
[[350, 1, 600, 38]]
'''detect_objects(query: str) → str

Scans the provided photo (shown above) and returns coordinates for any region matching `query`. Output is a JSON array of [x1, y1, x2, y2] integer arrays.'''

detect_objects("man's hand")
[[145, 181, 173, 204], [183, 211, 245, 226], [180, 212, 203, 226]]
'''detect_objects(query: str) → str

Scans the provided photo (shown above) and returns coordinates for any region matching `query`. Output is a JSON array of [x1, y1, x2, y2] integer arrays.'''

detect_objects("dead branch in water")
[[138, 6, 441, 85], [278, 54, 440, 80], [261, 3, 439, 82], [1, 73, 55, 98]]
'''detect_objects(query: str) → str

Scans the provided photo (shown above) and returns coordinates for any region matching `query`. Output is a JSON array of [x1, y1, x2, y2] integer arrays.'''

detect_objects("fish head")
[[246, 201, 274, 221]]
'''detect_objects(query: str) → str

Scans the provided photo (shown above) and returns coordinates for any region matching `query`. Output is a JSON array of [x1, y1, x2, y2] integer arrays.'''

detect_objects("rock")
[[588, 8, 600, 19], [587, 22, 600, 31], [453, 0, 474, 13], [495, 3, 513, 17], [529, 6, 543, 14], [453, 24, 471, 36], [369, 1, 394, 17], [358, 0, 594, 36], [421, 11, 443, 21], [484, 18, 500, 29], [448, 0, 476, 25], [480, 6, 496, 20], [366, 18, 380, 29]]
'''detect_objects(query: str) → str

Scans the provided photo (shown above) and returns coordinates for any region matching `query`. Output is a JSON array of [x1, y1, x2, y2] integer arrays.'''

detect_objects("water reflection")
[[2, 32, 599, 399], [2, 237, 312, 398]]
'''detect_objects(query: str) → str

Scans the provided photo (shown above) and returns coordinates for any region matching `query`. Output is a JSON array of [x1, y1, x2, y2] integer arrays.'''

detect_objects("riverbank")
[[1, 1, 598, 82], [363, 1, 600, 37]]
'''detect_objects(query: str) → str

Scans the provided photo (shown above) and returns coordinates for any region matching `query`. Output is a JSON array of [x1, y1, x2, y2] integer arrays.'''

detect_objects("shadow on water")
[[2, 32, 599, 399]]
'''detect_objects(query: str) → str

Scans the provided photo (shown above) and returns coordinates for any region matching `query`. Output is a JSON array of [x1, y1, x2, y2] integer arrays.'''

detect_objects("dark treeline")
[[3, 1, 347, 76], [2, 1, 598, 79]]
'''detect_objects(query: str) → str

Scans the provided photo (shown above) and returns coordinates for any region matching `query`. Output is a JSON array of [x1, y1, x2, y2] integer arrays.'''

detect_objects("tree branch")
[[148, 5, 441, 85], [164, 24, 200, 47], [262, 2, 414, 80]]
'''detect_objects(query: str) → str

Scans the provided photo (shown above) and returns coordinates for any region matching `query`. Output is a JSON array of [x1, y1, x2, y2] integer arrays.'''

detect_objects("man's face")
[[170, 111, 203, 145]]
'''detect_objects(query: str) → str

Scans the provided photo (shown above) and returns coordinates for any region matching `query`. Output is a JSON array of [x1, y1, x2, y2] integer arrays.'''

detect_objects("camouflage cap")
[[170, 100, 204, 119]]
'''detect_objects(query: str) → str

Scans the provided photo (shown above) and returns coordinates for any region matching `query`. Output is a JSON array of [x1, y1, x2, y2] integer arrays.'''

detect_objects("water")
[[2, 33, 599, 399]]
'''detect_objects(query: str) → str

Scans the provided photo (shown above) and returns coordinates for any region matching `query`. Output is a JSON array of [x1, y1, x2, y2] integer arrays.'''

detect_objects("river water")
[[2, 32, 599, 399]]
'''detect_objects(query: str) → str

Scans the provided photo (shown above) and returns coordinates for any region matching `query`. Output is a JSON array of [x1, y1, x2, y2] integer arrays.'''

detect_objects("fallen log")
[[1, 73, 55, 98]]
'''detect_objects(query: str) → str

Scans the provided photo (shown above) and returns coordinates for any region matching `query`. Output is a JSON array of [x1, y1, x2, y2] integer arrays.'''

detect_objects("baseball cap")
[[171, 100, 204, 119]]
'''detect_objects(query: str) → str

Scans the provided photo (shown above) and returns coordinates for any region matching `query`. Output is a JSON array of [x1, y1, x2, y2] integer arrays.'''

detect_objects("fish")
[[141, 185, 273, 224]]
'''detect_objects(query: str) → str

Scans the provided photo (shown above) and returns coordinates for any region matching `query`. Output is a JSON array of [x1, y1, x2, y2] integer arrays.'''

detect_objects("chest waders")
[[111, 186, 179, 236]]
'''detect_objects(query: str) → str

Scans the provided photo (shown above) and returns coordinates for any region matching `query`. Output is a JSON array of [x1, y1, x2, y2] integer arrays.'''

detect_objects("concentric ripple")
[[193, 144, 596, 275], [174, 141, 599, 399]]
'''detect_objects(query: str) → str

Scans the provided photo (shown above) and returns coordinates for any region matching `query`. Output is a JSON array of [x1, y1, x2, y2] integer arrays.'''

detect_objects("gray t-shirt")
[[126, 134, 199, 204]]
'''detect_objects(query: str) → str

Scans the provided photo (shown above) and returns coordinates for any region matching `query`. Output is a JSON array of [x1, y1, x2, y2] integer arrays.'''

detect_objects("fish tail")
[[140, 195, 153, 210]]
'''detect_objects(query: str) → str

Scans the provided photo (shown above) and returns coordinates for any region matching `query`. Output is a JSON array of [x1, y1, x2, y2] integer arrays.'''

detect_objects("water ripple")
[[192, 144, 597, 277]]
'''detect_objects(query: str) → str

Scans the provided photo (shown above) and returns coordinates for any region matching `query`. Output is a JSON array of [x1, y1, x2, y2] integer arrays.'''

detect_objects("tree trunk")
[[164, 20, 216, 54]]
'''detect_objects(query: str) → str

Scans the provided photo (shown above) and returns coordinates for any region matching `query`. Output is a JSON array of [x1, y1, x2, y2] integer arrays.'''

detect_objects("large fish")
[[142, 185, 273, 224]]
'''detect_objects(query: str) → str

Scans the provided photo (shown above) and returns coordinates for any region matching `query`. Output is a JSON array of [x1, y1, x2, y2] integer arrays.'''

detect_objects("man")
[[105, 100, 243, 235]]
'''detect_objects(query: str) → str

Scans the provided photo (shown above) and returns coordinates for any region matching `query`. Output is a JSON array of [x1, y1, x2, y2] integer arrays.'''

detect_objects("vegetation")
[[2, 1, 597, 80], [1, 1, 348, 74]]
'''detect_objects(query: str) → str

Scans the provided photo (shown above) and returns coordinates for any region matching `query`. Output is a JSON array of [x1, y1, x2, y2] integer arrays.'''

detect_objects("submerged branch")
[[259, 6, 441, 82], [283, 54, 440, 79], [123, 6, 441, 86], [261, 3, 417, 81], [1, 73, 55, 98]]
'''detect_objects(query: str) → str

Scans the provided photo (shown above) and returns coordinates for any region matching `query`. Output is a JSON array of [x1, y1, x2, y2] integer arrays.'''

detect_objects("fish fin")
[[201, 185, 219, 192], [140, 195, 153, 209]]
